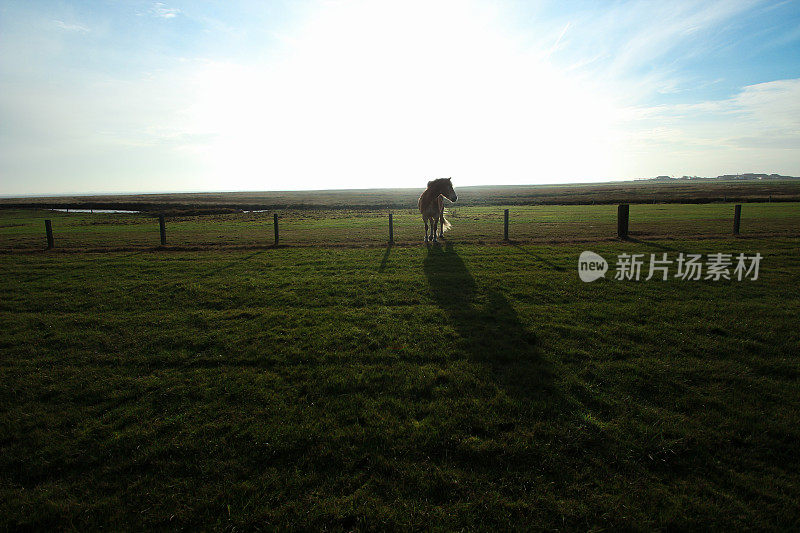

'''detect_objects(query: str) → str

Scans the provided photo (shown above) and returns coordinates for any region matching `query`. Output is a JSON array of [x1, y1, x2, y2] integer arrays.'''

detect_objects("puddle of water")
[[51, 209, 141, 214]]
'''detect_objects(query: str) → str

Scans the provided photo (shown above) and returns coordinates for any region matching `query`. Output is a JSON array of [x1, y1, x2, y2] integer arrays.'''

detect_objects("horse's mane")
[[427, 178, 450, 188]]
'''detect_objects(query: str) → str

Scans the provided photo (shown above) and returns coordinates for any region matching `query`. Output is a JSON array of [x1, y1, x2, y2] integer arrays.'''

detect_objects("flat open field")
[[2, 179, 800, 213], [2, 206, 799, 529], [2, 202, 799, 250]]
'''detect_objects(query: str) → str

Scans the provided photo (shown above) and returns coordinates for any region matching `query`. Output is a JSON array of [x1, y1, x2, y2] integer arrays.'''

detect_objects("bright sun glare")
[[189, 0, 618, 190], [3, 0, 799, 195]]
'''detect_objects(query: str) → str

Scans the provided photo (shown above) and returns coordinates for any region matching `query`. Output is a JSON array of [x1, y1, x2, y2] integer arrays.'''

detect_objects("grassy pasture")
[[1, 206, 799, 529], [1, 202, 799, 250], [2, 179, 800, 212]]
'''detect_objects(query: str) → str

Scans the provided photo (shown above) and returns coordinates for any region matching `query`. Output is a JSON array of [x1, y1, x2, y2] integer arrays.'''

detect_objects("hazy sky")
[[2, 0, 799, 195]]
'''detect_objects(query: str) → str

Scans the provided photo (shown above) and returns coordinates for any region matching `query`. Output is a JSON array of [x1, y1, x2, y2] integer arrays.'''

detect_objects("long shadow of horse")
[[423, 243, 563, 411]]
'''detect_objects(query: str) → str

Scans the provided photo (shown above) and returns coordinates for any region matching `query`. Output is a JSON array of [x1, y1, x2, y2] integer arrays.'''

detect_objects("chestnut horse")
[[418, 177, 458, 242]]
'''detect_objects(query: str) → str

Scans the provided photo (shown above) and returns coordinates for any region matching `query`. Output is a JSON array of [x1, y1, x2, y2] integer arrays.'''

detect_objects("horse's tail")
[[441, 208, 452, 233]]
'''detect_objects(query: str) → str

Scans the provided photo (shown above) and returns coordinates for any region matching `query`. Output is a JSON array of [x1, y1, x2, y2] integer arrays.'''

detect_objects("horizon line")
[[4, 174, 797, 200]]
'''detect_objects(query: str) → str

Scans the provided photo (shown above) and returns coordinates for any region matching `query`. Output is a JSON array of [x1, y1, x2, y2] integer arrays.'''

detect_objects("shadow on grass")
[[423, 242, 562, 408], [510, 243, 566, 271], [200, 249, 266, 278], [626, 237, 678, 252], [378, 244, 391, 272]]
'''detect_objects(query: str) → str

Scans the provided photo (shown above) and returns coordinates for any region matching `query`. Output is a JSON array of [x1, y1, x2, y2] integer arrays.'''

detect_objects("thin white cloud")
[[556, 0, 764, 101], [545, 22, 570, 58], [613, 78, 800, 177], [54, 20, 90, 33], [629, 79, 800, 136], [150, 2, 180, 19]]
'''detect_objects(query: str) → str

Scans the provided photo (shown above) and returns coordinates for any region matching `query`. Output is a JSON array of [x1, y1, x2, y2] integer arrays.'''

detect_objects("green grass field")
[[2, 206, 800, 529], [2, 202, 799, 250]]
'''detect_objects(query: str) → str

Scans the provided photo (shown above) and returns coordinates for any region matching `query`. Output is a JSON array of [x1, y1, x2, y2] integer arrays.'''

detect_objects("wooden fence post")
[[617, 204, 629, 239], [45, 220, 54, 249], [273, 213, 279, 245], [503, 209, 509, 241], [733, 204, 741, 235], [159, 214, 166, 245], [389, 213, 394, 244]]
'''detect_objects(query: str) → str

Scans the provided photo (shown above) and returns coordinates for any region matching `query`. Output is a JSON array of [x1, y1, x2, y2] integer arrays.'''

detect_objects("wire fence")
[[2, 203, 799, 251]]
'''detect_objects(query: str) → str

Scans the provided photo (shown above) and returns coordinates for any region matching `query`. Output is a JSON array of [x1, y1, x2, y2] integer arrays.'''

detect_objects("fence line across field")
[[40, 204, 750, 249]]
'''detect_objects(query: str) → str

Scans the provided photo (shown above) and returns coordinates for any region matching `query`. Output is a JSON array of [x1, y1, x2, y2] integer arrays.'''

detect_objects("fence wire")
[[2, 203, 798, 250]]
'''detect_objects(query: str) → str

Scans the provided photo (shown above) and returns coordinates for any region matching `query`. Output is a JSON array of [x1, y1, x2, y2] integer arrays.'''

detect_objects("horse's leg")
[[431, 216, 438, 242], [424, 219, 429, 242], [437, 197, 445, 238]]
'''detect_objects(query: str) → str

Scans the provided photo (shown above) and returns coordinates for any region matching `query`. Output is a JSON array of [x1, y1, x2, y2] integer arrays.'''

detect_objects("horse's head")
[[442, 177, 458, 202]]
